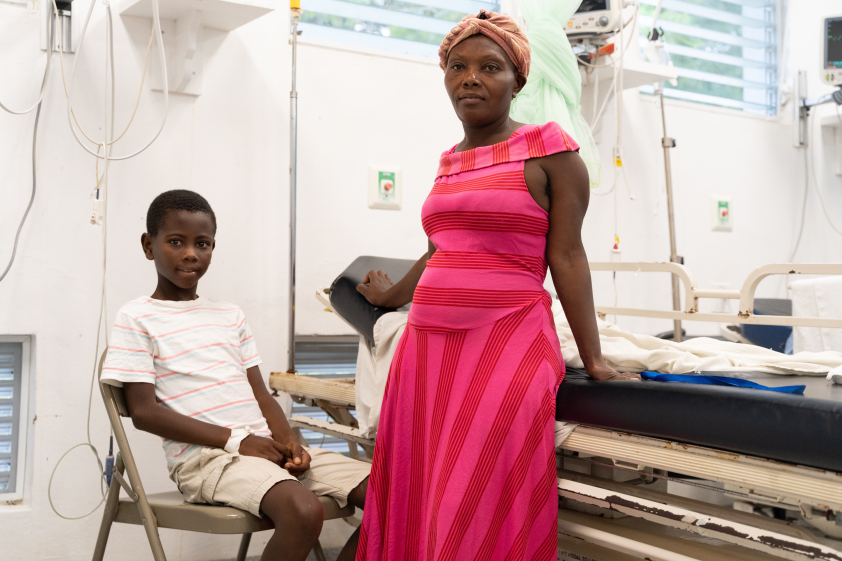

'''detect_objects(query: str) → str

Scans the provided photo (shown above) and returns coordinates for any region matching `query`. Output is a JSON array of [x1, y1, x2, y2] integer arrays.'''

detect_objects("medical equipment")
[[564, 0, 623, 38], [794, 29, 842, 149], [270, 255, 842, 559], [39, 0, 170, 520], [822, 14, 842, 87], [288, 0, 301, 374]]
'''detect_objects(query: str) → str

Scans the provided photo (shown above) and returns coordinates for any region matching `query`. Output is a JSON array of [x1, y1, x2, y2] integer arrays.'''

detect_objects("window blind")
[[638, 0, 779, 115], [298, 0, 500, 58], [291, 336, 362, 455], [0, 344, 22, 495]]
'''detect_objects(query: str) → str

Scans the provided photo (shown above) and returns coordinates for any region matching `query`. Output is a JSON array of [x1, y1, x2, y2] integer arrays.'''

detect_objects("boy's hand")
[[238, 435, 292, 465], [281, 442, 311, 476]]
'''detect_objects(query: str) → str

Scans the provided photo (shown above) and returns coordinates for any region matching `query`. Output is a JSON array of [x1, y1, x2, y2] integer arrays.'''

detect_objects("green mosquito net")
[[510, 0, 601, 188]]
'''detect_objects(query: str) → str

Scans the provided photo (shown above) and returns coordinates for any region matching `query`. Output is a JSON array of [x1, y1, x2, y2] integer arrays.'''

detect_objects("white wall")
[[0, 0, 840, 559], [579, 0, 842, 337]]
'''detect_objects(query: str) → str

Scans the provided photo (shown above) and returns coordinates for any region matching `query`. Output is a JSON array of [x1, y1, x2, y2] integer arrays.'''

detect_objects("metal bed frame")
[[269, 261, 842, 560]]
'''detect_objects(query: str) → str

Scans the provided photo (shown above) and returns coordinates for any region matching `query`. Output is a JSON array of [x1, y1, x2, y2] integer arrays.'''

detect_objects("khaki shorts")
[[172, 445, 371, 517]]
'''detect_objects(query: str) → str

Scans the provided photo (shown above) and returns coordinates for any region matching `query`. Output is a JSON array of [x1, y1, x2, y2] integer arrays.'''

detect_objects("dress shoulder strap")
[[436, 122, 579, 179]]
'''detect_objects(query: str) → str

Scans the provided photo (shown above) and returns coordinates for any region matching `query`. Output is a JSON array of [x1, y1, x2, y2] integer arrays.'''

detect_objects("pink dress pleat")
[[357, 122, 579, 561]]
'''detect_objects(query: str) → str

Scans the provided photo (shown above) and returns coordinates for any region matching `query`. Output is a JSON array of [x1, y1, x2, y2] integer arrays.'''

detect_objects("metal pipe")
[[288, 5, 300, 374], [692, 289, 741, 300], [659, 87, 682, 342], [558, 519, 700, 561]]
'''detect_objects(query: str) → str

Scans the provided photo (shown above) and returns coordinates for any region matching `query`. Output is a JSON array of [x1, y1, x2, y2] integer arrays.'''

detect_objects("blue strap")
[[640, 372, 805, 395]]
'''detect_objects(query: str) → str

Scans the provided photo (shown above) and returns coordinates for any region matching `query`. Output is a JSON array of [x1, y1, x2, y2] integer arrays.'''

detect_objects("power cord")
[[61, 0, 169, 161], [46, 0, 168, 520], [0, 18, 55, 282], [0, 13, 52, 115], [807, 110, 842, 238], [0, 92, 45, 283], [788, 149, 809, 262]]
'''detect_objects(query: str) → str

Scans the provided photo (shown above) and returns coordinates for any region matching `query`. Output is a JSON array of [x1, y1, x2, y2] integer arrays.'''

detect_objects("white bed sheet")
[[353, 305, 842, 436]]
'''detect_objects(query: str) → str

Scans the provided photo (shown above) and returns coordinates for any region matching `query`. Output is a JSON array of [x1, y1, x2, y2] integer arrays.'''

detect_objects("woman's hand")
[[357, 270, 394, 307], [586, 361, 640, 381]]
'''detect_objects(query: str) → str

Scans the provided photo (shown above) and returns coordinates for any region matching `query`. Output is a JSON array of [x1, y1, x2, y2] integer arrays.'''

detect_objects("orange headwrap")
[[438, 10, 530, 78]]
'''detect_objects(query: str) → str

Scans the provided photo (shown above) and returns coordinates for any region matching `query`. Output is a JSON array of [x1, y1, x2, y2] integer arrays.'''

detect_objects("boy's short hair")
[[146, 190, 217, 236]]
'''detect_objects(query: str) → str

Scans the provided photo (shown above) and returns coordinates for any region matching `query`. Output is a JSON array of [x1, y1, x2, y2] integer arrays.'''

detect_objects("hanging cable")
[[0, 18, 56, 281], [48, 0, 149, 520], [0, 60, 50, 283], [807, 111, 842, 237], [0, 13, 53, 115], [788, 149, 809, 262], [52, 0, 156, 151], [61, 0, 169, 161]]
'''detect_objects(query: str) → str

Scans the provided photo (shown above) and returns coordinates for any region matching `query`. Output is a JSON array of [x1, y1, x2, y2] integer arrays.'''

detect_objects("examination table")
[[271, 256, 842, 560]]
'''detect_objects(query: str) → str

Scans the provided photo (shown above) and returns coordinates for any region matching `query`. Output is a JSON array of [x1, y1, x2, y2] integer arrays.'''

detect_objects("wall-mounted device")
[[368, 165, 402, 210], [822, 14, 842, 87], [793, 14, 842, 148], [41, 0, 75, 53], [564, 0, 622, 38]]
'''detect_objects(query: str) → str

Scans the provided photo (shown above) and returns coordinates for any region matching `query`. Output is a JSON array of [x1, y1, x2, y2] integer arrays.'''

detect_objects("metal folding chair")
[[92, 354, 354, 561]]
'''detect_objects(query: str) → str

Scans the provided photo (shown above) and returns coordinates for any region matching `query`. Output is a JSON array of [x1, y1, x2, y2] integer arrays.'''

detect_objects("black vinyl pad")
[[558, 368, 842, 472], [330, 256, 416, 347], [328, 257, 842, 472]]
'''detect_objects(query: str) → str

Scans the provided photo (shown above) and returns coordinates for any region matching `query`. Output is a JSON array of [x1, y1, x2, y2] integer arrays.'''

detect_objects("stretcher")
[[269, 257, 842, 560]]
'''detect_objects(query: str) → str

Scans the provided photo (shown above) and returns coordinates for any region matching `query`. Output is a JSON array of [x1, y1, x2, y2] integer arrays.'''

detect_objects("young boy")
[[101, 190, 369, 561]]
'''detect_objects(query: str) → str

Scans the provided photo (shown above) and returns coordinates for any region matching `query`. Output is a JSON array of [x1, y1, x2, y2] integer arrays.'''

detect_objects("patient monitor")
[[823, 14, 842, 86], [564, 0, 623, 38]]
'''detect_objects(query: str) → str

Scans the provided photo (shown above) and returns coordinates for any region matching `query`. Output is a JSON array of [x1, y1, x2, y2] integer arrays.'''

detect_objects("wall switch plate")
[[711, 196, 732, 232], [368, 165, 402, 210]]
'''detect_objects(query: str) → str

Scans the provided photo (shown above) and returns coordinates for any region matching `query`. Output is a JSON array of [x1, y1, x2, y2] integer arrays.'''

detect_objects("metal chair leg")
[[312, 540, 327, 561], [236, 533, 252, 561], [91, 456, 125, 561]]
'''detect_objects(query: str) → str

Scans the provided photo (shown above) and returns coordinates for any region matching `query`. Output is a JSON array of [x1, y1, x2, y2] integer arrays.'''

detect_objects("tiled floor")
[[223, 548, 342, 561]]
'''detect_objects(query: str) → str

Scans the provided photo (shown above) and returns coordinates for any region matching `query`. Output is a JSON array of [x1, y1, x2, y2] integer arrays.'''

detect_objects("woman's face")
[[444, 35, 526, 128]]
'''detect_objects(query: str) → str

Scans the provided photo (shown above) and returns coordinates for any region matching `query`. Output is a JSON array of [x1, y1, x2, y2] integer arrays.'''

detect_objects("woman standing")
[[355, 11, 636, 561]]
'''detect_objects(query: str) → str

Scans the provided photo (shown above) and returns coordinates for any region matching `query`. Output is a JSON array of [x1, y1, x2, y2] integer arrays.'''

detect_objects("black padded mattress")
[[558, 368, 842, 472], [330, 256, 416, 347], [329, 257, 842, 473]]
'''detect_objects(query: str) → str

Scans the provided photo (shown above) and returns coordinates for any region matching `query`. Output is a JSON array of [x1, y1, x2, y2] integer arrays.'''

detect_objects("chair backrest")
[[97, 350, 150, 503], [98, 351, 130, 418]]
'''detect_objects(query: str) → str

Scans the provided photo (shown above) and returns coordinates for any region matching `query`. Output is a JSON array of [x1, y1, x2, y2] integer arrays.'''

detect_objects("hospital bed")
[[269, 256, 842, 561]]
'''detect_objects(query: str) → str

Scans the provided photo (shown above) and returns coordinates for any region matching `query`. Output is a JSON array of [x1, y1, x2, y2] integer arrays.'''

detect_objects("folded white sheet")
[[355, 312, 408, 439], [830, 365, 842, 386], [558, 318, 842, 376], [354, 306, 842, 435], [792, 276, 842, 354]]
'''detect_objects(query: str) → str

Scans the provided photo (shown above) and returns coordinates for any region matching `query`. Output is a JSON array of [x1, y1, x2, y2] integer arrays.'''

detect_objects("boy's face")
[[141, 210, 216, 291]]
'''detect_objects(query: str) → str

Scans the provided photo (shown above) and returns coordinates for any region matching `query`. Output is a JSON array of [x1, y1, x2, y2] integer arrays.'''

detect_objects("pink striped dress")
[[357, 122, 578, 561]]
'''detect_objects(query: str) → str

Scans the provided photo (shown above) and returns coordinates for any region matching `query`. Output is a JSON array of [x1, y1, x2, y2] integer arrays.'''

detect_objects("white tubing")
[[66, 0, 168, 160], [0, 8, 53, 115], [558, 519, 701, 561]]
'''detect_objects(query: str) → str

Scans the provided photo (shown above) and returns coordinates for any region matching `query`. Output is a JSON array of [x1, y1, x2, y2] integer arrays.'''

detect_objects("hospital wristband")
[[224, 427, 253, 454]]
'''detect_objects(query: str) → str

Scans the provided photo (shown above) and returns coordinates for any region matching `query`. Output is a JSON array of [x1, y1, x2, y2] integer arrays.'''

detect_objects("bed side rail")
[[589, 262, 842, 328]]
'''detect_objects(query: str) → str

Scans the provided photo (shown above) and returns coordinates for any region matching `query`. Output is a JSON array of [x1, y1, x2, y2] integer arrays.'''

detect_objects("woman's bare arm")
[[356, 240, 435, 308], [532, 151, 637, 380]]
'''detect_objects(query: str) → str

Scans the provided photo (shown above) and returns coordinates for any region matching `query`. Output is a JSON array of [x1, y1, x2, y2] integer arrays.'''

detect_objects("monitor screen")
[[827, 16, 842, 69], [578, 0, 610, 14]]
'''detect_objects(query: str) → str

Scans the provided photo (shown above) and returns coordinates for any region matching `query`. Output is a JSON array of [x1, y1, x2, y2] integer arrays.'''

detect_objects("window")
[[298, 0, 501, 58], [0, 338, 31, 501], [292, 336, 363, 455], [639, 0, 779, 115]]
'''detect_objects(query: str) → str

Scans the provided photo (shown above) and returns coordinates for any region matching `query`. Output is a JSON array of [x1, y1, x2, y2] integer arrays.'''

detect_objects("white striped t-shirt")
[[101, 297, 269, 467]]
